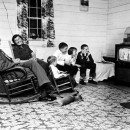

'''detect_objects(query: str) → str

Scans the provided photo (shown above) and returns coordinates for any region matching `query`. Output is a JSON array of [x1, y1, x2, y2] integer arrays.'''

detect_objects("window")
[[28, 0, 42, 39], [17, 0, 55, 45]]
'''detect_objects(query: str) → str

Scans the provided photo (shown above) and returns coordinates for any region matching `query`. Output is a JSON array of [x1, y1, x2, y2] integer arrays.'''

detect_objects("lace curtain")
[[17, 0, 55, 47]]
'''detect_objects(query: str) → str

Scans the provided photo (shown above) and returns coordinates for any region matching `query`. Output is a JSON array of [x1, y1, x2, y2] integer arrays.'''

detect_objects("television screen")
[[119, 48, 130, 61]]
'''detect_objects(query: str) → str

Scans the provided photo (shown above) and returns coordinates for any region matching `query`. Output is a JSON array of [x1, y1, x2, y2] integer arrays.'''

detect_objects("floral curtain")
[[17, 0, 28, 43], [41, 0, 55, 47], [17, 0, 55, 47]]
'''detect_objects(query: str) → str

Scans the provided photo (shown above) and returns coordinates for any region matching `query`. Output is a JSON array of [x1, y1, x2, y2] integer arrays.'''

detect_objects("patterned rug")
[[0, 84, 130, 130]]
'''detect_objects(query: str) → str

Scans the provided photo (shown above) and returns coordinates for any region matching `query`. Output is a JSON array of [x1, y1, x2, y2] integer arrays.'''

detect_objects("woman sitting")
[[11, 34, 49, 75]]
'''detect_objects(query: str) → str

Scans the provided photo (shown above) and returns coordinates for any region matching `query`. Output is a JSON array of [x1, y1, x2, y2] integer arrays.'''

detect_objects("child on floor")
[[76, 44, 97, 85], [53, 42, 78, 77]]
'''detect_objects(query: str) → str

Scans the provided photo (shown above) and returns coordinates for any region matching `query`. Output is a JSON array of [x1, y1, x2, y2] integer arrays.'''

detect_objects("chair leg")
[[4, 85, 11, 103], [0, 76, 11, 103], [30, 77, 38, 94], [69, 76, 74, 91]]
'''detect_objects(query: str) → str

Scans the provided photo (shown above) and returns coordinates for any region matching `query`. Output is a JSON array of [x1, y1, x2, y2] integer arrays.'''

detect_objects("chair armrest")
[[4, 66, 27, 76], [55, 74, 70, 80], [1, 66, 27, 80]]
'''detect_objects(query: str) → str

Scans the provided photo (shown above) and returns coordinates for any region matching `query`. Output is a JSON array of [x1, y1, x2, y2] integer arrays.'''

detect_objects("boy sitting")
[[47, 56, 68, 79], [47, 56, 77, 87], [53, 42, 78, 78], [76, 44, 97, 85]]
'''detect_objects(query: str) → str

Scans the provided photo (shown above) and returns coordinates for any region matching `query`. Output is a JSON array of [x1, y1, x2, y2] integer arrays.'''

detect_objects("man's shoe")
[[45, 83, 56, 91], [47, 95, 57, 101], [38, 95, 56, 101], [88, 79, 97, 84], [120, 102, 130, 109], [79, 80, 87, 85]]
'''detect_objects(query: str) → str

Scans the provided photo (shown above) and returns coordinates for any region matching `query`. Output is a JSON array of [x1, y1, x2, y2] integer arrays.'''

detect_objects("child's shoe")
[[79, 79, 87, 85], [88, 79, 97, 84]]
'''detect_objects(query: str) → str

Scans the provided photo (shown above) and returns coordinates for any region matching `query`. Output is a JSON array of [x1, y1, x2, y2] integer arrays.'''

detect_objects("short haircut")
[[12, 34, 23, 45], [68, 47, 77, 55], [81, 44, 88, 49], [47, 56, 57, 65], [59, 42, 68, 49]]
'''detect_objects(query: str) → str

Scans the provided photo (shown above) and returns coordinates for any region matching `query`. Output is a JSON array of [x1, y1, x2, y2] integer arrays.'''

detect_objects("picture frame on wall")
[[80, 0, 89, 11]]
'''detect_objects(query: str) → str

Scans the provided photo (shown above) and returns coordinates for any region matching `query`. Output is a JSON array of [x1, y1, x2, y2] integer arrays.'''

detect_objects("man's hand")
[[13, 58, 20, 64]]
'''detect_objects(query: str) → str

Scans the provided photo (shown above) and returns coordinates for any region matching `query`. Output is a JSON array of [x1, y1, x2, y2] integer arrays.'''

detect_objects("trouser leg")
[[56, 64, 66, 72], [37, 59, 49, 76], [69, 65, 78, 77], [56, 64, 78, 76], [80, 65, 87, 80], [20, 60, 50, 86], [88, 63, 96, 78]]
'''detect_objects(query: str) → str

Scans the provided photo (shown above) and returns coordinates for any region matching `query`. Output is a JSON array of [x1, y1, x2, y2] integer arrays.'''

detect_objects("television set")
[[115, 44, 130, 83], [116, 44, 130, 64]]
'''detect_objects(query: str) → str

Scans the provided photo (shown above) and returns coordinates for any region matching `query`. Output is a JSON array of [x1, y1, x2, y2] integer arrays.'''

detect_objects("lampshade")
[[124, 27, 130, 34]]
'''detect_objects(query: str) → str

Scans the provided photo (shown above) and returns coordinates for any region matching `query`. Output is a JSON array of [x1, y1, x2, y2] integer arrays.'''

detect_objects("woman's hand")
[[29, 57, 37, 61], [13, 58, 20, 64], [31, 52, 37, 61]]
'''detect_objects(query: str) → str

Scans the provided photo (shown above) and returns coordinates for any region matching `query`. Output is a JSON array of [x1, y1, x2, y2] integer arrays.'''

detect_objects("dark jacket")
[[76, 51, 94, 66], [0, 49, 15, 71]]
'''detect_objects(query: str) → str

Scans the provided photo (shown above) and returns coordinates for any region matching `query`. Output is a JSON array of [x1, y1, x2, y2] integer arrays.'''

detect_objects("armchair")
[[0, 66, 40, 104]]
